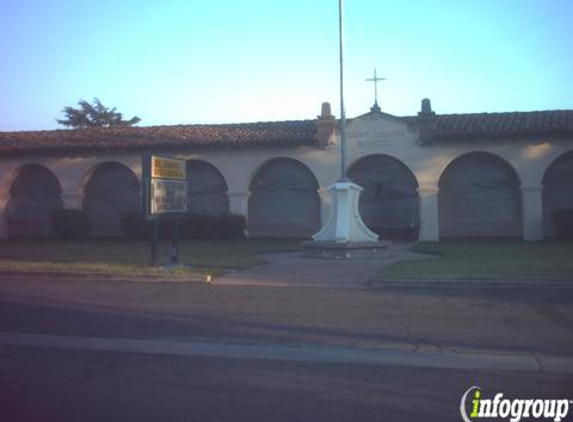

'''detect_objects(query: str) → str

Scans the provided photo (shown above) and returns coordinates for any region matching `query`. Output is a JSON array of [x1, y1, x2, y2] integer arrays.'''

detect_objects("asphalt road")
[[1, 346, 571, 422], [0, 277, 572, 421], [0, 277, 571, 353]]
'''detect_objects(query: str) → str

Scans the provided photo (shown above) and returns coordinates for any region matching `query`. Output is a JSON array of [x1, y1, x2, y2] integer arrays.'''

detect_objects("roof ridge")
[[0, 119, 318, 135], [422, 109, 573, 118]]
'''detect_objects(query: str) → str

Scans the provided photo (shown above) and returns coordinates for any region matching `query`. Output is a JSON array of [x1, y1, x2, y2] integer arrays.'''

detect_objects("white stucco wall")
[[343, 114, 572, 241], [0, 113, 571, 241]]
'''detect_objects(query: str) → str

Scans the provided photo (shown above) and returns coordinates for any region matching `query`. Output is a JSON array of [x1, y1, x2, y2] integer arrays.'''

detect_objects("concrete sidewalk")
[[2, 331, 571, 374], [213, 242, 432, 289]]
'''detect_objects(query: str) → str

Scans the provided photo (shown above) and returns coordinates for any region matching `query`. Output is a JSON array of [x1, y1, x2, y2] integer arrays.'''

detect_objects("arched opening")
[[347, 155, 420, 240], [82, 162, 140, 236], [249, 158, 320, 237], [186, 160, 229, 215], [6, 164, 63, 237], [542, 151, 573, 237], [438, 152, 522, 238]]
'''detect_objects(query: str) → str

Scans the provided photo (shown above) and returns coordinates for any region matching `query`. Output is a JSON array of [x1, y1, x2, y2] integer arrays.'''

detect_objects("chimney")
[[420, 98, 433, 115], [320, 102, 333, 119], [316, 102, 336, 146], [417, 98, 436, 145]]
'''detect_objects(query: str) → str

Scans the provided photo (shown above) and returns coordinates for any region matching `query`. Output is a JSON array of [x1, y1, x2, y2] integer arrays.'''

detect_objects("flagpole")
[[338, 0, 347, 181], [304, 0, 384, 255]]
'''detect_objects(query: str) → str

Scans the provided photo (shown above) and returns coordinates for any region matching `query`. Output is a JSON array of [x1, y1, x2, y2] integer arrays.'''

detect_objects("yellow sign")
[[151, 156, 186, 180]]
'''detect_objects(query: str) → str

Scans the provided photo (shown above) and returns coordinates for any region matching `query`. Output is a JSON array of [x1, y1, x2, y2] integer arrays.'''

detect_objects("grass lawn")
[[376, 241, 573, 281], [0, 238, 304, 277]]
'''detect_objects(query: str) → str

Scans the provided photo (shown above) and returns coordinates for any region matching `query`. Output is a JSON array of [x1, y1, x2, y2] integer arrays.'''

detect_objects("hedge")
[[49, 209, 90, 240], [551, 208, 573, 239], [119, 212, 246, 240]]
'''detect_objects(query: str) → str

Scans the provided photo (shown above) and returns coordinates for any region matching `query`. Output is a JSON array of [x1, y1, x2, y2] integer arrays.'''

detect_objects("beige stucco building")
[[1, 99, 572, 241]]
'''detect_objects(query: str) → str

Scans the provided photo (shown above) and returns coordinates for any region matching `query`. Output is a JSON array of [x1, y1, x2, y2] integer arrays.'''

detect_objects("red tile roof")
[[1, 110, 572, 156], [0, 120, 319, 156], [416, 110, 573, 140]]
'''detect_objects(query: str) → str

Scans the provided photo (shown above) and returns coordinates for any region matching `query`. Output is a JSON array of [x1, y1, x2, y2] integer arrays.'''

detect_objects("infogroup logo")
[[460, 386, 572, 422]]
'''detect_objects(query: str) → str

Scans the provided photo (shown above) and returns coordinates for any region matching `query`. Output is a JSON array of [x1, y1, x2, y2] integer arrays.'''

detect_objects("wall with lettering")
[[347, 113, 416, 152]]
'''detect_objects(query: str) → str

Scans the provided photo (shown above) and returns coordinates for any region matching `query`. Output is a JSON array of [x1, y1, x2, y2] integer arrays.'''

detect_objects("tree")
[[57, 98, 141, 128]]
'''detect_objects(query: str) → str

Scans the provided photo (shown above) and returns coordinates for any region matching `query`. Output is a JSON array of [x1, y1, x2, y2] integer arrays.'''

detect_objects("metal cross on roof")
[[365, 68, 386, 111]]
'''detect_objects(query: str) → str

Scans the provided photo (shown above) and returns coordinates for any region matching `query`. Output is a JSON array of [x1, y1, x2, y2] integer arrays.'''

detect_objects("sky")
[[0, 0, 572, 131]]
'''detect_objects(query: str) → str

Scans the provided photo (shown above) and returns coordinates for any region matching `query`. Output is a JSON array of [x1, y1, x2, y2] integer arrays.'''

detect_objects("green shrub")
[[119, 212, 150, 239], [180, 215, 215, 239], [212, 214, 246, 238], [551, 208, 573, 239], [119, 213, 246, 240], [180, 214, 246, 239], [49, 209, 90, 240]]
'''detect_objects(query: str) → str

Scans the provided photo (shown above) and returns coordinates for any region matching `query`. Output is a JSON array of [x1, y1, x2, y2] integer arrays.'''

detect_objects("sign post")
[[151, 219, 159, 265], [143, 154, 188, 266], [171, 220, 180, 265]]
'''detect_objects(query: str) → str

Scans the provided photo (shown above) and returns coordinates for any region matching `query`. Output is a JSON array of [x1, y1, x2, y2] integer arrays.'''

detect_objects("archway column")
[[521, 184, 543, 241], [417, 186, 439, 242], [228, 191, 249, 217], [60, 183, 83, 209]]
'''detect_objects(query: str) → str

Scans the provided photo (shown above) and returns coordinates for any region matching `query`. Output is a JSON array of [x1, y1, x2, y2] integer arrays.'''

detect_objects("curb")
[[370, 279, 573, 290], [2, 269, 571, 290], [0, 269, 211, 284], [1, 332, 571, 374]]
